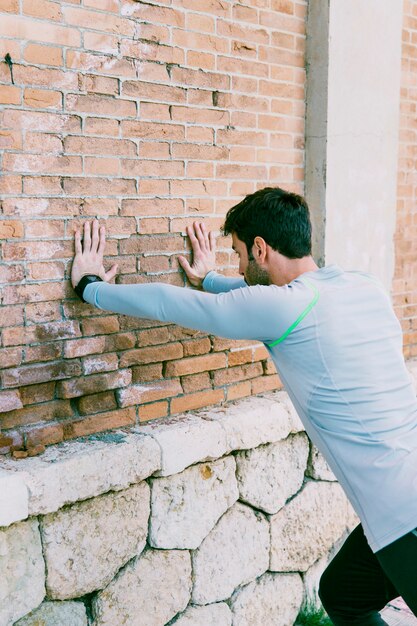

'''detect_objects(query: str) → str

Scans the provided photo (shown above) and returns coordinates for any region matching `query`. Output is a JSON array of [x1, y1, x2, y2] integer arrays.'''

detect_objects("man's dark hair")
[[222, 187, 312, 259]]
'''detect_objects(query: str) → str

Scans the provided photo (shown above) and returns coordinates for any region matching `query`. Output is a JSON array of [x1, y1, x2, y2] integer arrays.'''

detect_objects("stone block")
[[134, 414, 228, 476], [270, 481, 350, 572], [14, 601, 87, 625], [149, 456, 239, 549], [236, 433, 309, 514], [92, 548, 192, 626], [0, 470, 28, 527], [0, 432, 160, 518], [307, 444, 336, 481], [0, 519, 45, 625], [200, 393, 295, 451], [41, 482, 150, 599], [230, 572, 303, 626], [192, 502, 270, 604]]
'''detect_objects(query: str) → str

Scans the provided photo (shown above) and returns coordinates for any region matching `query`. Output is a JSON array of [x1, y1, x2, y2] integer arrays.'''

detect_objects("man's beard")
[[244, 260, 270, 286]]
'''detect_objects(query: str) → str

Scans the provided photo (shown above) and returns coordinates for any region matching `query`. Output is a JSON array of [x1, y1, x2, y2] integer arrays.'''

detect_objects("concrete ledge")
[[0, 390, 300, 527]]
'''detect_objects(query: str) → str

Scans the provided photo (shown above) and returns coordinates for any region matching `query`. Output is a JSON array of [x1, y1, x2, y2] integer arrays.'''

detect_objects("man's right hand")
[[178, 221, 216, 289]]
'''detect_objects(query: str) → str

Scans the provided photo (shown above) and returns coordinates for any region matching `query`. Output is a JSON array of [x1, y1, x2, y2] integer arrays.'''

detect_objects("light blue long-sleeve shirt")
[[84, 265, 417, 552]]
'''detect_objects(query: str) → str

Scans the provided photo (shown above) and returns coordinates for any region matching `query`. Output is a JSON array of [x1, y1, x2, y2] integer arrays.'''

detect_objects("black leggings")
[[319, 524, 417, 625]]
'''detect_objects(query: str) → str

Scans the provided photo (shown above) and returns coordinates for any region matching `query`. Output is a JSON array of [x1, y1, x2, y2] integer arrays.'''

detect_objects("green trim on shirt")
[[267, 278, 319, 347]]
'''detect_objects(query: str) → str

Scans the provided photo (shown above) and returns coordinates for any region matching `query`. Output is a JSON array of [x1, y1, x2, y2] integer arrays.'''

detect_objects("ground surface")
[[382, 599, 417, 626]]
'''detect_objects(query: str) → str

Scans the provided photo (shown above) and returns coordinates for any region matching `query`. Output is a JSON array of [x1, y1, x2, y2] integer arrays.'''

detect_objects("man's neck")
[[270, 256, 319, 286]]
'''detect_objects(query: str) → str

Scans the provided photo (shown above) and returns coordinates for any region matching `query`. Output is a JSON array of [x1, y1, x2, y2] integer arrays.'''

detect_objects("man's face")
[[232, 233, 270, 286]]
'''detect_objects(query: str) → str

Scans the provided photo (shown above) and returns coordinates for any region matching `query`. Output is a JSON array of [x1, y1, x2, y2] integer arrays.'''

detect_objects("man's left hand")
[[71, 220, 118, 288]]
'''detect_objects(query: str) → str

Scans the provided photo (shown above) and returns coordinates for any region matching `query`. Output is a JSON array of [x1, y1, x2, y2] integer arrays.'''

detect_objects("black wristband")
[[74, 275, 103, 302]]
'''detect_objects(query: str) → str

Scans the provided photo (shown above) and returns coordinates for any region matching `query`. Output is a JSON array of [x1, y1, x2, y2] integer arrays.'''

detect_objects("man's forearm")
[[202, 271, 247, 294]]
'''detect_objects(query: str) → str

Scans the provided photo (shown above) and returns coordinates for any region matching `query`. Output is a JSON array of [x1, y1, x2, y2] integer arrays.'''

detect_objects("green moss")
[[296, 603, 333, 626]]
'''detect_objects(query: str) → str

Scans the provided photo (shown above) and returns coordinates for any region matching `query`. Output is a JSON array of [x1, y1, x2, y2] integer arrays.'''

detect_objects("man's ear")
[[253, 236, 267, 261]]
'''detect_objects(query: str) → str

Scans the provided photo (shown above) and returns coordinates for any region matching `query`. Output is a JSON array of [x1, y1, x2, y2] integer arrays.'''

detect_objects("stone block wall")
[[0, 0, 306, 454], [0, 390, 358, 626]]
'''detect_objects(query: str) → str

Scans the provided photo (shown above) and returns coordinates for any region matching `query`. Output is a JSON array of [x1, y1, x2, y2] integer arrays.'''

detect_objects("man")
[[72, 187, 417, 623]]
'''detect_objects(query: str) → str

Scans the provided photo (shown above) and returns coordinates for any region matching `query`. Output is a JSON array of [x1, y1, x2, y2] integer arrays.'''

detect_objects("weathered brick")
[[0, 0, 19, 12], [82, 353, 119, 375], [0, 84, 21, 106], [23, 0, 63, 20], [212, 363, 263, 386], [24, 43, 63, 66], [117, 379, 182, 407], [24, 88, 62, 109], [66, 93, 136, 117], [56, 368, 131, 398], [3, 153, 82, 175], [181, 337, 211, 357], [251, 374, 282, 394], [103, 332, 136, 352], [0, 390, 23, 413], [2, 282, 64, 305], [25, 422, 64, 449], [0, 430, 24, 455], [181, 372, 211, 394], [120, 343, 183, 367], [81, 315, 120, 336], [24, 342, 62, 364], [64, 336, 106, 359], [170, 388, 224, 414], [138, 401, 169, 422], [25, 301, 61, 324], [0, 400, 73, 429], [165, 353, 226, 377], [226, 381, 253, 402], [0, 220, 24, 239], [2, 361, 81, 388], [0, 130, 22, 150], [63, 407, 136, 439], [77, 391, 118, 415], [20, 382, 55, 405], [131, 363, 163, 383], [0, 347, 23, 368]]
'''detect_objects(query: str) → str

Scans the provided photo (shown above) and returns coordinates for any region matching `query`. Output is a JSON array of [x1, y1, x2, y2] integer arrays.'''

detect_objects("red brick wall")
[[394, 0, 417, 358], [0, 0, 307, 455]]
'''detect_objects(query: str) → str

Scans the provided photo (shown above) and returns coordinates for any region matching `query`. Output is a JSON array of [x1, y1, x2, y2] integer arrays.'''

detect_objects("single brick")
[[138, 401, 168, 422], [116, 379, 182, 407], [212, 363, 263, 386], [164, 353, 226, 377], [20, 382, 55, 405], [0, 390, 23, 413], [2, 361, 81, 388], [82, 353, 119, 375], [24, 88, 62, 109], [0, 220, 24, 239], [63, 407, 136, 439], [119, 343, 183, 367], [251, 374, 282, 394], [77, 391, 118, 416], [170, 388, 224, 414], [0, 85, 21, 105], [0, 430, 24, 455], [25, 422, 64, 448], [81, 315, 120, 336], [64, 336, 106, 359], [181, 372, 211, 394], [0, 400, 73, 429], [56, 368, 131, 398], [24, 43, 63, 66]]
